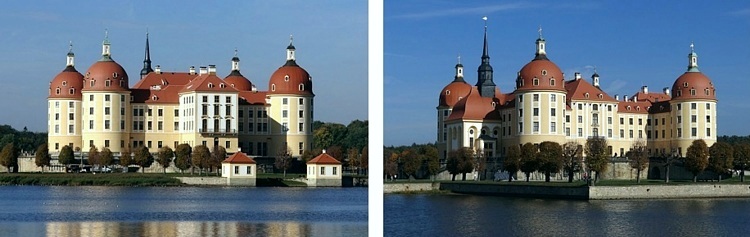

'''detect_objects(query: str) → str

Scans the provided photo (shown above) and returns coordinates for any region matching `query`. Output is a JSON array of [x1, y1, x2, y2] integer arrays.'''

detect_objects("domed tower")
[[48, 42, 84, 152], [669, 43, 717, 154], [224, 49, 254, 91], [81, 31, 131, 153], [267, 36, 314, 157], [513, 27, 567, 146], [437, 56, 471, 161]]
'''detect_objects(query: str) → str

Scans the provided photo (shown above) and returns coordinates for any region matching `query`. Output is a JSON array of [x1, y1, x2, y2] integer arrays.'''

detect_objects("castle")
[[437, 23, 717, 162], [47, 32, 314, 158]]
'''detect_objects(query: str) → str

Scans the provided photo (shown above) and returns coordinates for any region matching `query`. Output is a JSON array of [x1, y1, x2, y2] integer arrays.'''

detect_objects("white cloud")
[[388, 3, 536, 20]]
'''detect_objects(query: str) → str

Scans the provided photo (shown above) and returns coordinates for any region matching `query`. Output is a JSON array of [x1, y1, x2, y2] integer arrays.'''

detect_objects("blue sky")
[[385, 0, 750, 146], [0, 1, 367, 132]]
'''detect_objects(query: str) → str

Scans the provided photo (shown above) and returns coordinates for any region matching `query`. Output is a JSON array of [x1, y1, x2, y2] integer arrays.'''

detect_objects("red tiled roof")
[[617, 100, 651, 114], [307, 153, 341, 164], [671, 71, 716, 101], [446, 87, 503, 121], [180, 74, 240, 93], [82, 60, 129, 92], [517, 59, 566, 92], [239, 91, 268, 105], [222, 152, 256, 164], [131, 85, 184, 104], [564, 78, 618, 102], [439, 81, 472, 107], [631, 91, 671, 103], [133, 72, 194, 89], [49, 66, 84, 99]]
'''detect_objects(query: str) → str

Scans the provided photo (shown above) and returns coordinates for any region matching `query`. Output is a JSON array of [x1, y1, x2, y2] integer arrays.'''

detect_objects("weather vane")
[[482, 16, 488, 28]]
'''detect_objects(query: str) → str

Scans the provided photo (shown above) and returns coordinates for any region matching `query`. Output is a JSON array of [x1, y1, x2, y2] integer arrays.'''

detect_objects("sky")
[[0, 1, 368, 133], [384, 0, 750, 146]]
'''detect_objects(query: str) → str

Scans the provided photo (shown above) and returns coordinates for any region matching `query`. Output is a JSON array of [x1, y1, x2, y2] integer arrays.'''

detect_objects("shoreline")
[[385, 181, 750, 200]]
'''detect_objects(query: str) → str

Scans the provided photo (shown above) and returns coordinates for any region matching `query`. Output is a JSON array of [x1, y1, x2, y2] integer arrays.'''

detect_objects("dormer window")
[[219, 83, 226, 88], [584, 93, 589, 99], [299, 83, 304, 91], [105, 80, 111, 87], [550, 78, 555, 86], [445, 90, 450, 95], [152, 95, 158, 101], [208, 83, 214, 88], [284, 75, 290, 82], [676, 91, 682, 97], [90, 80, 95, 87], [533, 78, 539, 86], [541, 70, 547, 76], [705, 89, 710, 95], [683, 82, 688, 87], [627, 106, 631, 111], [62, 81, 67, 86], [271, 84, 276, 91], [598, 94, 603, 99], [113, 72, 118, 78], [690, 89, 696, 96], [120, 80, 124, 87], [231, 84, 235, 88], [55, 88, 60, 94], [637, 106, 641, 111], [69, 88, 74, 94]]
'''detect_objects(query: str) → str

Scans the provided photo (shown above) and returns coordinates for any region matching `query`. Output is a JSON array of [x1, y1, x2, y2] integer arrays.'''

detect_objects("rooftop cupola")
[[535, 26, 548, 60], [688, 42, 699, 72], [66, 41, 75, 67], [100, 29, 112, 61], [285, 34, 297, 65], [231, 48, 240, 72], [454, 55, 464, 82]]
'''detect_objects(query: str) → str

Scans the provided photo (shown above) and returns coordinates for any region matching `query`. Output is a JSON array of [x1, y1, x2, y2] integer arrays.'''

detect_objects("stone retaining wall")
[[440, 182, 589, 199], [589, 184, 750, 199], [176, 177, 226, 186], [383, 182, 439, 193]]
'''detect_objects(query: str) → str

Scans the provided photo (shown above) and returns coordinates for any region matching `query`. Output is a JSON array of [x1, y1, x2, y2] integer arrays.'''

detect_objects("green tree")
[[384, 149, 398, 181], [519, 143, 539, 182], [585, 137, 609, 185], [192, 145, 210, 175], [88, 146, 100, 167], [210, 146, 227, 176], [360, 146, 369, 175], [174, 144, 192, 174], [133, 146, 154, 173], [423, 146, 440, 181], [120, 148, 133, 170], [447, 148, 473, 181], [313, 126, 334, 150], [401, 149, 421, 180], [0, 143, 18, 173], [503, 145, 521, 182], [562, 142, 583, 183], [347, 148, 360, 173], [685, 139, 709, 182], [157, 146, 175, 174], [733, 143, 750, 182], [627, 140, 649, 183], [274, 146, 292, 178], [344, 120, 368, 151], [58, 145, 75, 166], [301, 149, 323, 162], [34, 143, 51, 173], [538, 141, 563, 182], [708, 142, 733, 182], [473, 148, 487, 181], [99, 147, 114, 168], [327, 146, 343, 162]]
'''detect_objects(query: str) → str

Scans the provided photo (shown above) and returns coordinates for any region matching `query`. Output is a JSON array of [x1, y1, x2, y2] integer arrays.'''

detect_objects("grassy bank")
[[0, 173, 182, 186]]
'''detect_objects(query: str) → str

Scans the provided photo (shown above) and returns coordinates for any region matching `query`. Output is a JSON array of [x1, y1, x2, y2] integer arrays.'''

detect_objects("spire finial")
[[68, 41, 73, 53], [594, 66, 597, 74], [538, 25, 543, 39], [290, 34, 294, 44], [482, 16, 488, 29], [690, 41, 694, 53], [457, 54, 461, 64], [234, 48, 238, 57], [105, 28, 108, 39]]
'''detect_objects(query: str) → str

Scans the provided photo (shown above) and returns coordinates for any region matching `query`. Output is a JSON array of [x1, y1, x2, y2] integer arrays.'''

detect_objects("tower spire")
[[476, 16, 496, 98], [285, 34, 298, 66], [66, 41, 75, 67], [688, 41, 699, 72], [140, 30, 154, 78], [100, 29, 112, 61], [535, 25, 547, 60], [231, 48, 241, 72], [454, 54, 464, 82]]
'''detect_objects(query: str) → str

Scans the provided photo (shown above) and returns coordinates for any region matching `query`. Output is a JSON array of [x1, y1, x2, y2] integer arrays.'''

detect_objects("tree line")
[[383, 143, 440, 181]]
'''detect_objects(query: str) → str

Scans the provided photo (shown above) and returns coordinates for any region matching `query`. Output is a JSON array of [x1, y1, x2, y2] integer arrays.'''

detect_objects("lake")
[[0, 186, 367, 237], [384, 194, 750, 236]]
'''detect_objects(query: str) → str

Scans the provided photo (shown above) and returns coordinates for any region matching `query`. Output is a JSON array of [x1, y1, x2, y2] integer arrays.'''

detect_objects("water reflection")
[[3, 221, 365, 237]]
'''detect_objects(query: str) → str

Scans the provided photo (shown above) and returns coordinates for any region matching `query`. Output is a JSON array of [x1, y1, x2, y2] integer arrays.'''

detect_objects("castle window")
[[62, 81, 67, 86], [55, 88, 60, 94], [533, 78, 539, 86], [69, 88, 74, 94], [550, 78, 555, 86], [299, 83, 304, 91], [705, 89, 710, 95], [105, 80, 111, 87], [271, 84, 276, 91], [284, 75, 290, 82], [541, 70, 547, 76], [690, 89, 696, 96]]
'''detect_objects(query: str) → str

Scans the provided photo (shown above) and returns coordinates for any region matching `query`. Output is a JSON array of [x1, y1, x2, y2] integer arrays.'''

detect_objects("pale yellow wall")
[[80, 91, 130, 153], [267, 95, 313, 157], [48, 99, 82, 152]]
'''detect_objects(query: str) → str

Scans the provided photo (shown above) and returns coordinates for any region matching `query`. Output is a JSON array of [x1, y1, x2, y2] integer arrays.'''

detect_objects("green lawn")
[[0, 173, 182, 186]]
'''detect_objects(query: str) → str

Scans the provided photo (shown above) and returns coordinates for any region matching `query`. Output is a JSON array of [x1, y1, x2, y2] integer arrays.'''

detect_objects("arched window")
[[683, 82, 688, 87], [62, 81, 67, 86], [598, 94, 603, 99], [299, 83, 304, 91], [69, 88, 74, 94], [445, 90, 450, 95], [55, 88, 60, 94], [219, 83, 226, 88], [113, 72, 118, 78], [284, 75, 290, 82], [152, 95, 158, 101], [533, 78, 539, 86], [208, 83, 214, 88], [705, 89, 710, 95], [550, 78, 555, 86], [90, 80, 95, 87], [627, 106, 631, 111], [271, 84, 276, 91], [584, 93, 589, 99]]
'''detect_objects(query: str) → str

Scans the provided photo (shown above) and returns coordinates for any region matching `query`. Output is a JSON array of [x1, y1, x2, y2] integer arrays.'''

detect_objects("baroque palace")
[[48, 32, 314, 157], [437, 24, 717, 162]]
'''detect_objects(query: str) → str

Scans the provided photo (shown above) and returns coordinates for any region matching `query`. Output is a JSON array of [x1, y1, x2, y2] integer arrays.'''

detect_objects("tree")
[[423, 146, 440, 181], [157, 146, 175, 174], [210, 146, 227, 176], [100, 147, 114, 168], [120, 148, 133, 170], [58, 145, 75, 166], [519, 143, 539, 182], [34, 143, 51, 173], [174, 143, 192, 174], [685, 139, 709, 182], [347, 148, 360, 173], [562, 142, 583, 183], [133, 146, 154, 173], [537, 141, 563, 182], [327, 146, 343, 162], [191, 145, 210, 175], [447, 148, 473, 181], [733, 143, 750, 182], [0, 143, 18, 173], [301, 149, 323, 162], [401, 149, 421, 180], [708, 142, 733, 182], [275, 146, 293, 178], [88, 146, 100, 167], [627, 140, 649, 183], [360, 146, 369, 175], [473, 148, 487, 181], [384, 149, 398, 181], [585, 137, 609, 185], [502, 145, 521, 182]]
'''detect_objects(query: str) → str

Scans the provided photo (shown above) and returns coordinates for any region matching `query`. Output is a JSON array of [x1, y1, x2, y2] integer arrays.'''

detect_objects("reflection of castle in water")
[[43, 221, 323, 237]]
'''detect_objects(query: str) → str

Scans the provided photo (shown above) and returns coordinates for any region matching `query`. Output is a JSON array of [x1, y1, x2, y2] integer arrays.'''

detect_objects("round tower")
[[48, 42, 84, 152], [669, 43, 717, 155], [437, 56, 472, 161], [81, 31, 131, 153], [267, 36, 314, 157], [513, 27, 567, 146]]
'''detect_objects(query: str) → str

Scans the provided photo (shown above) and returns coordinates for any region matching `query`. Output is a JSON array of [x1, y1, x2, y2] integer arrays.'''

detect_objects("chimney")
[[663, 87, 671, 96], [624, 95, 629, 101], [189, 66, 196, 75], [574, 72, 581, 80], [633, 96, 637, 102], [238, 147, 242, 153], [322, 149, 327, 154], [155, 65, 161, 74], [642, 86, 648, 94], [208, 64, 216, 75], [615, 94, 620, 100], [251, 85, 257, 92], [199, 66, 208, 75]]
